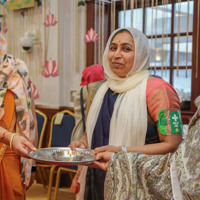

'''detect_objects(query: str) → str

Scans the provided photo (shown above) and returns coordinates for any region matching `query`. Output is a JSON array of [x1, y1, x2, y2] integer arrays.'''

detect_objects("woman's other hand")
[[12, 135, 37, 158], [92, 151, 113, 171], [93, 145, 121, 154], [69, 140, 87, 151]]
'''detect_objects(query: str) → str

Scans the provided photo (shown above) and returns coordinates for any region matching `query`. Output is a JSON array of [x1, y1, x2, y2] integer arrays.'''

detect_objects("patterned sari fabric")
[[0, 54, 35, 188], [105, 98, 200, 200]]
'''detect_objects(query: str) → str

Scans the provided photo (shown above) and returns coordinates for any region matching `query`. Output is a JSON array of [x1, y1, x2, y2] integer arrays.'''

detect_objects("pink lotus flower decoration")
[[41, 59, 58, 78], [84, 28, 99, 43], [30, 80, 39, 99], [44, 14, 57, 27]]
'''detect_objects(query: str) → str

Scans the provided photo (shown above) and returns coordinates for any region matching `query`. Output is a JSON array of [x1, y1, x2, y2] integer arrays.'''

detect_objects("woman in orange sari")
[[0, 30, 37, 199]]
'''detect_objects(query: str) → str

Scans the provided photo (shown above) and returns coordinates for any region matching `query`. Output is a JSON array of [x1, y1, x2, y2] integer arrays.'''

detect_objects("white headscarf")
[[86, 27, 150, 148]]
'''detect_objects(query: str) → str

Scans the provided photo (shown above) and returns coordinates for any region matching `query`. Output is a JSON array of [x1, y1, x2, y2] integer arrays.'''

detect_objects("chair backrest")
[[48, 110, 75, 147], [36, 109, 48, 148]]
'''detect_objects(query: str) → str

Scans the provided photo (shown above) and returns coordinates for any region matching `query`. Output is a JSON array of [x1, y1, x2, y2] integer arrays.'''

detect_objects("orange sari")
[[0, 90, 25, 200]]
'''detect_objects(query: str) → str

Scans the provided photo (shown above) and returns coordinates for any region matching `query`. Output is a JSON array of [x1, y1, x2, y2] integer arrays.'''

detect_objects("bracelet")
[[0, 130, 9, 142], [79, 140, 88, 147], [121, 146, 127, 153], [10, 133, 19, 150]]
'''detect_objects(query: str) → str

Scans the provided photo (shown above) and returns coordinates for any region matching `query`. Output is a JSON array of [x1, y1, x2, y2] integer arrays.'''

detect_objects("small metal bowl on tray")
[[52, 149, 85, 162]]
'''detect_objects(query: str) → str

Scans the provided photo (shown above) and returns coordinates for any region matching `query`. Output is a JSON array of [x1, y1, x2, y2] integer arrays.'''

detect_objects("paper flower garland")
[[41, 59, 58, 77], [84, 28, 99, 43]]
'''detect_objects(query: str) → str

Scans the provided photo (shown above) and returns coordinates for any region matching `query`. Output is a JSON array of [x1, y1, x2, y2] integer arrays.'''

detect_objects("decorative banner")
[[84, 28, 99, 43], [7, 0, 34, 10], [41, 59, 58, 78], [44, 14, 57, 27]]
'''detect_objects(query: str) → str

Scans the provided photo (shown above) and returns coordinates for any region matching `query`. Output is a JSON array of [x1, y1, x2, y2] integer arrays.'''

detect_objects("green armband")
[[158, 108, 183, 135]]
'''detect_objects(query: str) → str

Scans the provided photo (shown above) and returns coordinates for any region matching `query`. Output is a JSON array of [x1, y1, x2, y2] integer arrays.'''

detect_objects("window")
[[118, 0, 194, 111]]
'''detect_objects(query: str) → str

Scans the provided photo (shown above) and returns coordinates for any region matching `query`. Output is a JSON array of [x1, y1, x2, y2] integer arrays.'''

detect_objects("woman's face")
[[108, 31, 135, 78]]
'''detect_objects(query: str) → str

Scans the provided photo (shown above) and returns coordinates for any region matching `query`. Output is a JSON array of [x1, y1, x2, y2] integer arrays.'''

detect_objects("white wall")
[[2, 0, 86, 108], [58, 0, 86, 107]]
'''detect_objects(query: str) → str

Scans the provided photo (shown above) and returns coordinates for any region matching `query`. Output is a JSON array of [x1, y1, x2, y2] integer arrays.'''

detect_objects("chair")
[[48, 110, 77, 200], [35, 109, 48, 185], [36, 110, 76, 199], [35, 109, 48, 149]]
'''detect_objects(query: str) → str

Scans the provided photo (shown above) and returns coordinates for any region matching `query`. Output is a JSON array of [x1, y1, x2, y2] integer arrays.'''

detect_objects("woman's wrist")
[[1, 132, 12, 145], [0, 130, 9, 142], [120, 146, 127, 153], [10, 133, 20, 150]]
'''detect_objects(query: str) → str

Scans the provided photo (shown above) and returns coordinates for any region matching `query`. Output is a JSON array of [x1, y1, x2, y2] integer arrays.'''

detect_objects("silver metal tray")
[[29, 147, 99, 165]]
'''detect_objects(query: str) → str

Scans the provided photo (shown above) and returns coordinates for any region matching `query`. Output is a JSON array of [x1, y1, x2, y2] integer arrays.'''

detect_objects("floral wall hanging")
[[41, 59, 58, 78], [44, 13, 57, 27], [84, 28, 99, 43]]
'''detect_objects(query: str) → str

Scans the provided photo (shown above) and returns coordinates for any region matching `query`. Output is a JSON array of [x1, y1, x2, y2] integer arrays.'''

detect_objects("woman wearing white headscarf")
[[70, 27, 182, 200], [0, 30, 37, 199]]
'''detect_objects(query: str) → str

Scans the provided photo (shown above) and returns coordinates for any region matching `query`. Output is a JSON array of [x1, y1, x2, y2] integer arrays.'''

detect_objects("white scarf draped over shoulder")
[[86, 27, 150, 148]]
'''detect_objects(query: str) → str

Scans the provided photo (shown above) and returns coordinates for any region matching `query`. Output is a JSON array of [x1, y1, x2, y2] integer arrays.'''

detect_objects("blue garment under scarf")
[[84, 88, 159, 200]]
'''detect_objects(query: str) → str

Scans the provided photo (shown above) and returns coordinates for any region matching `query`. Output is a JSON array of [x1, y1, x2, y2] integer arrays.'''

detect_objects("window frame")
[[86, 0, 200, 122]]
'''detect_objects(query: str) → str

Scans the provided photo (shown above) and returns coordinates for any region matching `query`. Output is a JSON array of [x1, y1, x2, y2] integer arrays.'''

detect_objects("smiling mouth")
[[112, 62, 123, 67]]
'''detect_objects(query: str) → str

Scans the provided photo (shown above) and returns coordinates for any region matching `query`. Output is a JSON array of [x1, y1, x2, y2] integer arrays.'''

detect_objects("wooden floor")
[[26, 182, 76, 200]]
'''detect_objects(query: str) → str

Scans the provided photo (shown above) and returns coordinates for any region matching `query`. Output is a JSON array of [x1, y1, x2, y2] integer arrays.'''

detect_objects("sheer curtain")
[[59, 0, 86, 107]]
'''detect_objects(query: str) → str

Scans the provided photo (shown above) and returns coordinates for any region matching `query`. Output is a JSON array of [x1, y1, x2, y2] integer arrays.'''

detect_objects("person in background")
[[70, 64, 104, 142], [69, 27, 182, 200], [0, 29, 38, 199], [93, 95, 200, 200]]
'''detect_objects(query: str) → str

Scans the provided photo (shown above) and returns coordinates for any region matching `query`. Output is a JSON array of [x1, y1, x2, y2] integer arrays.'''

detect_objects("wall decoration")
[[41, 59, 58, 78], [6, 0, 34, 10], [44, 13, 57, 27], [84, 28, 99, 43], [1, 22, 7, 33], [30, 80, 39, 99], [35, 0, 41, 7], [0, 0, 6, 5], [78, 0, 85, 7]]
